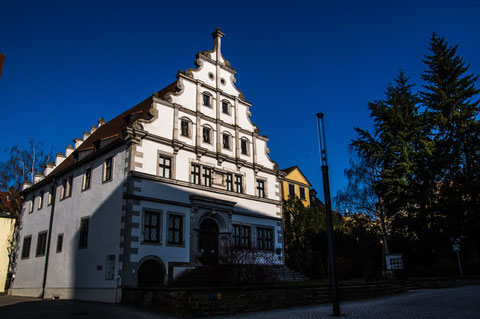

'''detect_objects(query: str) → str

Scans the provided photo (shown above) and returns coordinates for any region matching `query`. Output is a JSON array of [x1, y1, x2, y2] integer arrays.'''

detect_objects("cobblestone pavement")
[[212, 285, 480, 319], [1, 285, 479, 318]]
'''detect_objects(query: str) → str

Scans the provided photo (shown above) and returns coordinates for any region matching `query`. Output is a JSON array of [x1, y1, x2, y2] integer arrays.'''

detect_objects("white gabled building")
[[11, 29, 284, 302]]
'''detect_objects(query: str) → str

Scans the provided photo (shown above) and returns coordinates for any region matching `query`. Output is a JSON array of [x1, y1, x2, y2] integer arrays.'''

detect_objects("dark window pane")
[[223, 134, 230, 150], [79, 218, 89, 248], [288, 184, 295, 197], [22, 236, 32, 259], [168, 215, 183, 245], [36, 232, 47, 256], [57, 234, 63, 253], [144, 211, 160, 243]]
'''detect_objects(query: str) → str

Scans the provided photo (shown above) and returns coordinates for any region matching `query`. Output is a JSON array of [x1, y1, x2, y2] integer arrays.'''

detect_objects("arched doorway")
[[199, 218, 219, 265], [137, 259, 165, 287]]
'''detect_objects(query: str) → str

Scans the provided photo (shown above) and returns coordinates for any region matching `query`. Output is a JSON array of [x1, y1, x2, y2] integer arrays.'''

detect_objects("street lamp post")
[[316, 113, 341, 317]]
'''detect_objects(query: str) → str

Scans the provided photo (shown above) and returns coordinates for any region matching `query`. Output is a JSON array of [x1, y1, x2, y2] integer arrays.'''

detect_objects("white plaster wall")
[[13, 146, 126, 293], [143, 102, 174, 138], [14, 190, 53, 289], [171, 79, 196, 111], [130, 201, 190, 265]]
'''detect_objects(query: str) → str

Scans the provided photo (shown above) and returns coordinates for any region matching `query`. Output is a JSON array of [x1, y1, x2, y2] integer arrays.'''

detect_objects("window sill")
[[166, 242, 185, 248], [141, 241, 162, 246]]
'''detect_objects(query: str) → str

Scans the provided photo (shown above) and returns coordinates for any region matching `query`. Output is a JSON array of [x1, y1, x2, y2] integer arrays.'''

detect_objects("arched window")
[[202, 92, 213, 107], [240, 138, 250, 155], [202, 125, 213, 144], [137, 258, 165, 287], [222, 132, 232, 150], [180, 117, 193, 138]]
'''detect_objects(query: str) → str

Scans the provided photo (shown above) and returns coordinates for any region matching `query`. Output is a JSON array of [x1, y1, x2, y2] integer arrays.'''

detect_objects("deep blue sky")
[[1, 1, 479, 206]]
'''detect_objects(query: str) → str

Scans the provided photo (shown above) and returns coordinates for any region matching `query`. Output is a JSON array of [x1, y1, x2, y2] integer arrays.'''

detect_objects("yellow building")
[[0, 207, 15, 293], [280, 166, 313, 207]]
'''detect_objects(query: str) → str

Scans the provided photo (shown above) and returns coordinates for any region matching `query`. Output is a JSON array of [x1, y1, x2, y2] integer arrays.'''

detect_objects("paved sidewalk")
[[213, 285, 480, 319], [1, 285, 479, 318]]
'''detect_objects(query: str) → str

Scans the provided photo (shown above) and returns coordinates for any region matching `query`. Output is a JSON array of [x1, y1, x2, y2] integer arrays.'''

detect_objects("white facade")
[[11, 29, 284, 302]]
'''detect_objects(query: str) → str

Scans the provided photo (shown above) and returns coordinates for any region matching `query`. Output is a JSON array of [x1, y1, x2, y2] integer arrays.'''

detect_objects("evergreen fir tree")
[[420, 33, 480, 239]]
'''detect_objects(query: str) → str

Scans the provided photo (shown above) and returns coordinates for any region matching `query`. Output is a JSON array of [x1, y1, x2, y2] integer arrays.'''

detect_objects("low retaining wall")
[[408, 276, 480, 289], [122, 281, 405, 317]]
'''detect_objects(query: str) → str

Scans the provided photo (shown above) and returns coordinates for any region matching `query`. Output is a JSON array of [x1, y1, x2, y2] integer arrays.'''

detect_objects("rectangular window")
[[191, 164, 201, 185], [56, 234, 63, 253], [21, 236, 32, 259], [299, 187, 306, 200], [158, 155, 172, 178], [38, 191, 44, 209], [105, 255, 115, 280], [202, 167, 212, 187], [83, 167, 92, 190], [288, 184, 295, 198], [226, 173, 233, 191], [143, 211, 160, 243], [36, 231, 48, 256], [223, 134, 230, 150], [29, 198, 34, 213], [203, 94, 210, 106], [222, 101, 229, 114], [103, 157, 113, 182], [168, 214, 183, 245], [48, 186, 54, 206], [257, 227, 273, 251], [233, 225, 251, 249], [61, 176, 73, 199], [181, 119, 189, 137], [79, 217, 89, 249], [241, 140, 248, 155], [257, 180, 265, 198], [235, 175, 243, 193], [203, 127, 211, 144]]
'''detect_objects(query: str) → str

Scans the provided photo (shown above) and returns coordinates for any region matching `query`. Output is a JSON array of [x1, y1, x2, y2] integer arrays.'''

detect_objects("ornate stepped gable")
[[25, 28, 277, 191]]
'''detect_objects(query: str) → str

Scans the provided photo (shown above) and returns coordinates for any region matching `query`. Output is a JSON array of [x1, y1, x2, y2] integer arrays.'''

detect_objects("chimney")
[[44, 162, 55, 176], [55, 153, 66, 166], [34, 172, 44, 184], [74, 138, 83, 149], [65, 145, 75, 157]]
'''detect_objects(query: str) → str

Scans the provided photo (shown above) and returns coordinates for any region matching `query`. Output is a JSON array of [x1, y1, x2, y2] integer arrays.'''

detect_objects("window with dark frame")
[[36, 231, 47, 256], [158, 155, 171, 178], [299, 187, 306, 200], [56, 234, 63, 253], [233, 225, 251, 249], [191, 164, 201, 184], [257, 180, 265, 198], [241, 139, 248, 155], [168, 214, 183, 245], [181, 119, 190, 137], [203, 126, 211, 144], [105, 255, 115, 280], [104, 157, 113, 182], [226, 173, 233, 191], [257, 227, 273, 251], [202, 167, 212, 187], [38, 191, 44, 209], [79, 217, 89, 249], [62, 176, 73, 199], [143, 211, 160, 243], [222, 101, 229, 114], [288, 184, 295, 197], [48, 186, 54, 206], [203, 93, 211, 106], [21, 236, 32, 259], [235, 175, 243, 193], [83, 167, 91, 190], [222, 133, 230, 150]]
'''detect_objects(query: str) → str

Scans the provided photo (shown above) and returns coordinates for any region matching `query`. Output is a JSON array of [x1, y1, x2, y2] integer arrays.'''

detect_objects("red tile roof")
[[49, 81, 177, 177]]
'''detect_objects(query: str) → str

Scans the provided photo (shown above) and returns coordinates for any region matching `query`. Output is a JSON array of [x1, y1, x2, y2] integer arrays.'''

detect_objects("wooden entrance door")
[[199, 218, 219, 265]]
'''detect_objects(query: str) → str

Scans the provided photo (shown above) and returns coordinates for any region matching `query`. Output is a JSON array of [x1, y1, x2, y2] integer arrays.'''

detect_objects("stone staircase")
[[172, 265, 308, 287]]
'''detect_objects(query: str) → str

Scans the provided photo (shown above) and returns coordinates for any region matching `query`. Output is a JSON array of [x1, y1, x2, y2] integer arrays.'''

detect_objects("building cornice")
[[130, 170, 282, 205]]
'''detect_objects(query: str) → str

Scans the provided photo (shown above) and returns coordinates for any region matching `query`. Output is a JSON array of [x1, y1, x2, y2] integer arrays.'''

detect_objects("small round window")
[[220, 78, 226, 86], [208, 72, 215, 80]]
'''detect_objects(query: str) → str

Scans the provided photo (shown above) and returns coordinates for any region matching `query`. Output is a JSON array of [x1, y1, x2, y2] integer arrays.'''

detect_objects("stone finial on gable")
[[83, 131, 91, 141], [212, 28, 225, 62], [98, 118, 105, 127]]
